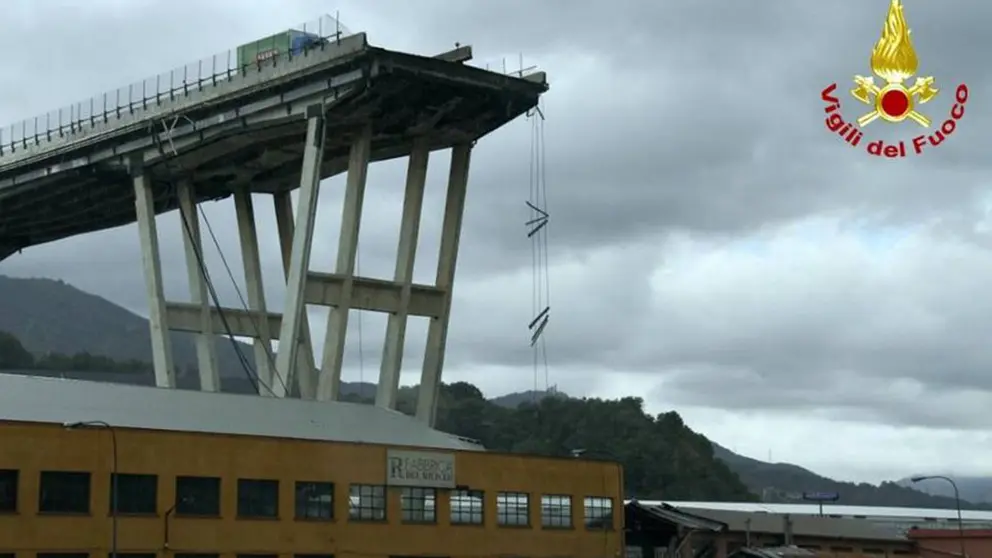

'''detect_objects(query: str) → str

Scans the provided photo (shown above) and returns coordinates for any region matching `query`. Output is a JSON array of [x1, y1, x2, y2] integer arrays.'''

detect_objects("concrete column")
[[317, 124, 372, 402], [132, 160, 176, 388], [272, 190, 317, 399], [272, 105, 327, 398], [375, 139, 430, 409], [234, 187, 273, 393], [177, 181, 219, 392], [415, 144, 472, 425]]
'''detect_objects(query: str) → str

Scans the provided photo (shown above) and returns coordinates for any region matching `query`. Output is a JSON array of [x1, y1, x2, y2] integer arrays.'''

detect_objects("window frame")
[[496, 491, 530, 527], [111, 473, 158, 515], [0, 469, 17, 513], [400, 487, 437, 524], [38, 470, 91, 514], [237, 478, 279, 519], [348, 483, 386, 522], [175, 475, 221, 517], [583, 495, 614, 529], [450, 488, 484, 525], [295, 481, 334, 520], [541, 493, 573, 528]]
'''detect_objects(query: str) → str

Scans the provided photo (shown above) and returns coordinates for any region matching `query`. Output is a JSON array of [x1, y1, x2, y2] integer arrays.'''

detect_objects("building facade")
[[0, 375, 623, 557], [908, 527, 992, 557]]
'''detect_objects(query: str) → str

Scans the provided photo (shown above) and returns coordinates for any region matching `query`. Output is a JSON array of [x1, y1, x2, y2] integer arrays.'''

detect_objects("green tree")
[[0, 330, 34, 368]]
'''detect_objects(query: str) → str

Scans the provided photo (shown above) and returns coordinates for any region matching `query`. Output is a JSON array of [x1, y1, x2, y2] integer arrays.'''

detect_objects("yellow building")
[[0, 374, 623, 558]]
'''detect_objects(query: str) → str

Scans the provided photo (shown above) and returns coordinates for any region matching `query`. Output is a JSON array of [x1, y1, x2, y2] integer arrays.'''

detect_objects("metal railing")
[[471, 53, 541, 78], [0, 14, 352, 157]]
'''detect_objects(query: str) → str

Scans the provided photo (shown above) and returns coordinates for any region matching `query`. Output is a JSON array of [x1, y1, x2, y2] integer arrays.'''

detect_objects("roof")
[[731, 547, 815, 558], [676, 506, 907, 542], [0, 373, 482, 451], [626, 502, 725, 532], [643, 501, 992, 523], [909, 528, 992, 539]]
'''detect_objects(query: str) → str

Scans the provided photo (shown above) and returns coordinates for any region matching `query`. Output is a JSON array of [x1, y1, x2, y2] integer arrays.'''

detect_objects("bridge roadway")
[[0, 32, 548, 261]]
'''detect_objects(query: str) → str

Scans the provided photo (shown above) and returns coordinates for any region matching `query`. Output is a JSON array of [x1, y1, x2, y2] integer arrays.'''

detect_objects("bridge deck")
[[0, 32, 547, 260]]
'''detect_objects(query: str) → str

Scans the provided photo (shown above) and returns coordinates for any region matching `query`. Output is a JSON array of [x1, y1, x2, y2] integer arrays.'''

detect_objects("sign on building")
[[386, 449, 455, 488]]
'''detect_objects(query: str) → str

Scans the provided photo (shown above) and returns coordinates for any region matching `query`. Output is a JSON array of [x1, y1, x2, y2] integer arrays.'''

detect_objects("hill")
[[895, 475, 992, 505], [711, 443, 992, 510], [0, 275, 260, 390]]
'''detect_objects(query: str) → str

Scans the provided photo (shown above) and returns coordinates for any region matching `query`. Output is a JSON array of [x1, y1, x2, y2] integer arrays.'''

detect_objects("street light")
[[65, 420, 118, 558], [911, 475, 966, 558]]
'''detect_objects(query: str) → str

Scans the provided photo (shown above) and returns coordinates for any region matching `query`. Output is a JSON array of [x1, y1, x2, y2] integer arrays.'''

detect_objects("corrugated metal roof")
[[677, 506, 907, 542], [0, 373, 482, 451], [732, 547, 815, 558], [627, 502, 725, 532], [638, 501, 992, 522]]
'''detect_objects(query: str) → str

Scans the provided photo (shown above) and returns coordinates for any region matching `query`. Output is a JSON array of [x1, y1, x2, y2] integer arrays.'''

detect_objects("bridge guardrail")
[[470, 53, 541, 79], [0, 14, 351, 157]]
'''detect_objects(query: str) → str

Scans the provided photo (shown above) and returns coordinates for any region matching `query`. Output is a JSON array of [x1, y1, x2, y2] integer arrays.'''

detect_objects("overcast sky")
[[4, 0, 992, 485]]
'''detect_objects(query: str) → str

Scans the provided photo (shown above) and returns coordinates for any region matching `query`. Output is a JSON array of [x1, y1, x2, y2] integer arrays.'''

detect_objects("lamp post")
[[911, 475, 965, 558], [65, 420, 118, 558]]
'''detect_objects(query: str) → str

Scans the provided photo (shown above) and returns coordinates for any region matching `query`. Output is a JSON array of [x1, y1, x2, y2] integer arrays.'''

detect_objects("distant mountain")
[[712, 442, 992, 510], [0, 275, 260, 389], [0, 275, 564, 406], [896, 475, 992, 504]]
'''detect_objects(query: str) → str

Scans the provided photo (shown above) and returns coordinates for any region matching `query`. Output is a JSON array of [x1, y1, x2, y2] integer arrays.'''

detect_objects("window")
[[111, 473, 157, 514], [400, 487, 436, 523], [583, 496, 613, 529], [0, 469, 17, 512], [113, 554, 157, 558], [295, 555, 333, 558], [237, 555, 277, 558], [295, 481, 333, 520], [175, 555, 219, 558], [541, 494, 572, 528], [497, 491, 529, 526], [451, 488, 483, 525], [349, 484, 385, 521], [39, 471, 90, 513], [175, 476, 221, 516], [237, 479, 278, 518]]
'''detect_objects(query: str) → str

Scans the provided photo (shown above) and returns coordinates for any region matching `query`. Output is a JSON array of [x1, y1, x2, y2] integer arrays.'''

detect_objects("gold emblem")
[[850, 0, 938, 127]]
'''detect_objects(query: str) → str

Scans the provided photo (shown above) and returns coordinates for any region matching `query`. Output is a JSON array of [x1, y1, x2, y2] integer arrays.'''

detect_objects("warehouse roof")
[[0, 373, 481, 451], [678, 506, 907, 542]]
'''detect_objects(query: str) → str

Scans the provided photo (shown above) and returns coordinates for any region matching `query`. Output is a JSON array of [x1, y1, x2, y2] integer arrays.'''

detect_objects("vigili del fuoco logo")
[[821, 0, 968, 158]]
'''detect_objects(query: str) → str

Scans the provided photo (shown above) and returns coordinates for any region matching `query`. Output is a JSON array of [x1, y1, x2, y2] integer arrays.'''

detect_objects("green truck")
[[237, 29, 325, 68]]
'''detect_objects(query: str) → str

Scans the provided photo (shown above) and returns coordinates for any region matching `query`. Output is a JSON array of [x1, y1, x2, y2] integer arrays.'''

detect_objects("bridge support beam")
[[416, 143, 473, 426], [317, 124, 372, 402], [375, 138, 430, 409], [177, 181, 219, 392], [273, 190, 317, 399], [132, 161, 176, 388], [234, 187, 274, 393], [273, 105, 327, 398]]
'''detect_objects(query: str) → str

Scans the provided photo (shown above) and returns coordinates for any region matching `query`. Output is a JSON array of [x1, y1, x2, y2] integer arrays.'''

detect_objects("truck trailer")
[[236, 29, 325, 68]]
